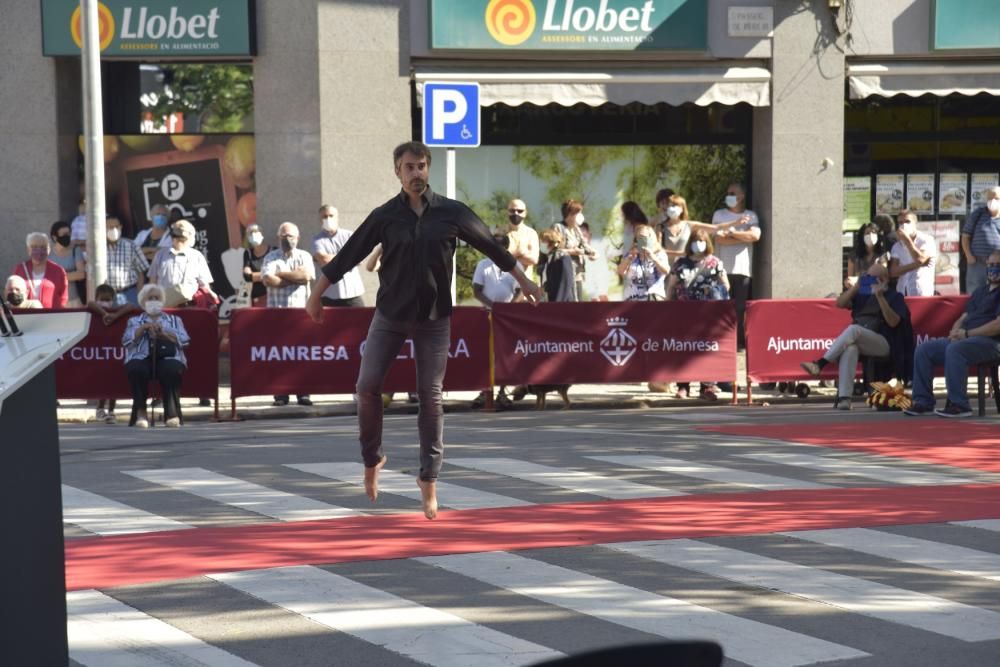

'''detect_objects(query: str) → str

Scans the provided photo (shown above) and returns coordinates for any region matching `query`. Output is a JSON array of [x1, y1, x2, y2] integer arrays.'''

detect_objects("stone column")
[[753, 0, 845, 298]]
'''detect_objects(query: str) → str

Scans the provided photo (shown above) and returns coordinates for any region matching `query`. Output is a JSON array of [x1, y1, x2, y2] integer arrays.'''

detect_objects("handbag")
[[153, 337, 178, 360]]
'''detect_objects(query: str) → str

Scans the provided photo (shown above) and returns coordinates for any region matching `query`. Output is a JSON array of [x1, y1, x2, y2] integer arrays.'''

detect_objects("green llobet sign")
[[41, 0, 256, 57], [430, 0, 707, 51]]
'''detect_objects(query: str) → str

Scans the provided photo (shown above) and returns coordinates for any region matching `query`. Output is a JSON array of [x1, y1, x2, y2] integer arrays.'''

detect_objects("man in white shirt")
[[311, 204, 365, 307], [262, 221, 316, 406], [471, 233, 522, 409], [889, 211, 937, 296], [712, 182, 761, 350]]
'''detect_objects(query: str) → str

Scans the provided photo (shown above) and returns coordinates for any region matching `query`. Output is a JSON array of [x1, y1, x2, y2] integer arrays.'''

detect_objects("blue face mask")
[[858, 273, 878, 295], [152, 214, 168, 228], [724, 195, 739, 208], [987, 265, 1000, 282]]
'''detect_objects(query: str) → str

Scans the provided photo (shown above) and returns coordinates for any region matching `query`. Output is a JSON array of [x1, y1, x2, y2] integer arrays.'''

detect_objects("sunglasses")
[[508, 208, 525, 213]]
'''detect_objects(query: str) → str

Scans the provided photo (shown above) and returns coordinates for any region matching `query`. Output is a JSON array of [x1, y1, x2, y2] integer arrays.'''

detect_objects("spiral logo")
[[71, 2, 115, 52], [486, 0, 536, 46]]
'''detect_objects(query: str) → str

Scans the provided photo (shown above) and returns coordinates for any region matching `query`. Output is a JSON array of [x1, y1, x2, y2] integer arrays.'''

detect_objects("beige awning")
[[848, 62, 1000, 99], [414, 66, 771, 107]]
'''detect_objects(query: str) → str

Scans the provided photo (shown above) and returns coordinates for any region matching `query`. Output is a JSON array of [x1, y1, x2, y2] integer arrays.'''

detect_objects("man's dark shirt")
[[323, 187, 517, 321], [964, 283, 1000, 338]]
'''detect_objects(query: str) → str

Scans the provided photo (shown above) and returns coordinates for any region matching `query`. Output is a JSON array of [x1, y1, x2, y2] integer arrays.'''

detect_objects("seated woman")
[[800, 263, 911, 410], [122, 284, 190, 428]]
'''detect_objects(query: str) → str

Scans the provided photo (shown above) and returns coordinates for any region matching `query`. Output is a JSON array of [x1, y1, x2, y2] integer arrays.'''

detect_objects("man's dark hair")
[[393, 141, 432, 168], [492, 233, 510, 250], [94, 283, 116, 300], [655, 188, 675, 205]]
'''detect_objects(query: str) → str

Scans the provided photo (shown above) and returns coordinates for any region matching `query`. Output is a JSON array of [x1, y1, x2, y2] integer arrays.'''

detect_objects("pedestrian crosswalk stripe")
[[286, 462, 531, 509], [736, 451, 978, 486], [447, 457, 685, 499], [782, 527, 1000, 581], [589, 455, 832, 490], [210, 565, 563, 667], [124, 468, 360, 522], [608, 539, 1000, 642], [417, 551, 867, 667], [953, 519, 1000, 532], [62, 485, 192, 536], [67, 589, 257, 667]]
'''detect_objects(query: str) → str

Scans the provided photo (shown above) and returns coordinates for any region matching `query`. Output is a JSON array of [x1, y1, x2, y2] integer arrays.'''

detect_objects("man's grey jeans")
[[356, 311, 450, 481]]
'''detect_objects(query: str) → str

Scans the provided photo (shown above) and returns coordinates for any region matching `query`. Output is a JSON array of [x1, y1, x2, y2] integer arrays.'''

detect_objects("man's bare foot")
[[363, 455, 387, 502], [416, 478, 438, 520]]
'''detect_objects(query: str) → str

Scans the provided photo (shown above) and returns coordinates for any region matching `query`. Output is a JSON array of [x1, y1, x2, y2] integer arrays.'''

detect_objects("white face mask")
[[725, 195, 739, 209], [574, 212, 585, 225], [692, 240, 707, 254], [248, 232, 264, 247], [900, 222, 915, 238], [988, 198, 1000, 216], [539, 242, 551, 254], [864, 233, 879, 247], [322, 214, 339, 232], [107, 227, 121, 243], [144, 300, 163, 316], [666, 205, 683, 220]]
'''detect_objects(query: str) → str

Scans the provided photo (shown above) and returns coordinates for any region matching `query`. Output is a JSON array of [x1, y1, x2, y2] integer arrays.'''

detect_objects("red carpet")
[[703, 422, 1000, 473], [65, 483, 1000, 591]]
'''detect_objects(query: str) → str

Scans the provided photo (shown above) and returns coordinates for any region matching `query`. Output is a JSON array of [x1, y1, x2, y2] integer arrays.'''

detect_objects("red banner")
[[54, 309, 219, 399], [745, 296, 969, 382], [491, 301, 738, 385], [227, 307, 491, 398]]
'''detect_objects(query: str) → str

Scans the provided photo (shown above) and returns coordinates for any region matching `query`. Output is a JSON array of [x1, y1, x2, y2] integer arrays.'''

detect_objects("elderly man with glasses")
[[904, 249, 1000, 418]]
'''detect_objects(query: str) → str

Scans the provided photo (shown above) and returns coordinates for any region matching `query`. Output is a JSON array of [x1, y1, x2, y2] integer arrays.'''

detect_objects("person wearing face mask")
[[311, 204, 365, 308], [846, 223, 888, 289], [800, 263, 911, 410], [134, 203, 174, 263], [537, 226, 576, 303], [711, 182, 760, 350], [665, 229, 730, 400], [657, 195, 741, 271], [49, 220, 86, 307], [263, 221, 316, 407], [11, 232, 68, 308], [961, 186, 1000, 293], [147, 219, 217, 308], [4, 275, 42, 309], [122, 284, 190, 428], [242, 223, 271, 307], [553, 199, 596, 302], [104, 216, 148, 307], [618, 223, 671, 301], [504, 198, 540, 283], [889, 211, 937, 296], [904, 249, 1000, 418], [88, 283, 140, 424]]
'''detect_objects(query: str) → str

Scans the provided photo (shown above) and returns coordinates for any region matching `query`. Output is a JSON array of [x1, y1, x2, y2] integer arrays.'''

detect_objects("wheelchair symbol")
[[460, 124, 472, 140]]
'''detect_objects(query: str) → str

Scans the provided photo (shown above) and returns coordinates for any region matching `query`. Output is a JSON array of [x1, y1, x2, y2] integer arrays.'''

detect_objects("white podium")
[[1, 310, 90, 665]]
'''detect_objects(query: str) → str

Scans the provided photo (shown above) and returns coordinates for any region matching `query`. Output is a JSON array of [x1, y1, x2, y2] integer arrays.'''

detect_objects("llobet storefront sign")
[[41, 0, 256, 57], [430, 0, 707, 51]]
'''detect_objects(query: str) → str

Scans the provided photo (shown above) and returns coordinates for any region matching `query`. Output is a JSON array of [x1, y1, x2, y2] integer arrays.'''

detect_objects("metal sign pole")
[[81, 0, 107, 301]]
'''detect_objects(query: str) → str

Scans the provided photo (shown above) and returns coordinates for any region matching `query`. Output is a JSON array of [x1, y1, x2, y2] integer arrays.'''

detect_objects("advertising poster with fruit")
[[938, 173, 967, 215], [905, 173, 935, 214], [80, 133, 255, 299], [970, 173, 999, 210], [875, 174, 904, 214]]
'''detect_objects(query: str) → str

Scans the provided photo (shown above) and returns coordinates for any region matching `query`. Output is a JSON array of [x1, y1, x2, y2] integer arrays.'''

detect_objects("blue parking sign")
[[422, 82, 480, 148]]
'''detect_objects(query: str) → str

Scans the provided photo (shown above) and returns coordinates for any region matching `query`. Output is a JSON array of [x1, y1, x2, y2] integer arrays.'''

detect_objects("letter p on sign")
[[422, 82, 480, 148]]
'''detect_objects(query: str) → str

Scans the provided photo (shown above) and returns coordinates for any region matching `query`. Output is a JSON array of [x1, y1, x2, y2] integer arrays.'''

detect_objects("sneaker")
[[198, 398, 212, 407], [95, 408, 107, 422], [800, 361, 821, 377], [297, 396, 313, 406], [104, 412, 117, 425], [273, 396, 289, 407], [165, 417, 181, 427], [935, 403, 972, 418], [835, 397, 852, 410], [134, 418, 149, 429], [903, 404, 935, 416], [699, 388, 718, 401]]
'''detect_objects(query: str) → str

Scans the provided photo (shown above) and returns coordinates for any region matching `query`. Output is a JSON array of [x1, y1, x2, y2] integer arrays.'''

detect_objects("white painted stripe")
[[125, 467, 359, 522], [589, 455, 832, 490], [418, 551, 866, 667], [211, 565, 561, 667], [736, 451, 978, 486], [447, 457, 684, 499], [67, 589, 257, 667], [783, 528, 1000, 582], [286, 462, 530, 510], [609, 539, 1000, 642], [953, 519, 1000, 532], [62, 485, 192, 536]]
